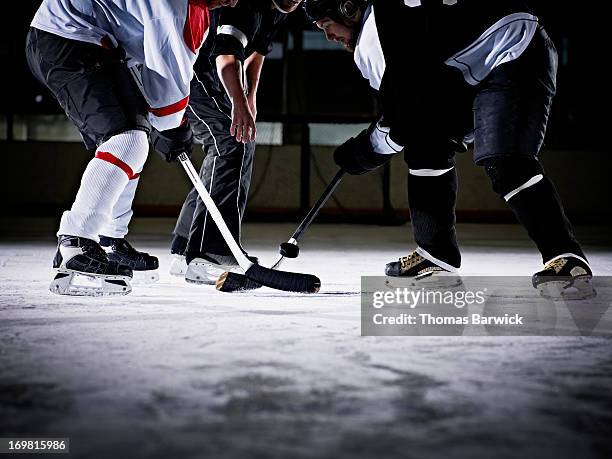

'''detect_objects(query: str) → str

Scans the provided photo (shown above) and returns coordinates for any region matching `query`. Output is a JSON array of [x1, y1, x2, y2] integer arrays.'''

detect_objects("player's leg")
[[474, 27, 591, 297], [182, 81, 256, 284], [26, 28, 149, 295], [385, 67, 472, 282], [91, 58, 159, 283], [98, 174, 160, 284], [167, 80, 210, 278], [167, 79, 212, 277], [385, 144, 461, 283], [168, 188, 197, 276]]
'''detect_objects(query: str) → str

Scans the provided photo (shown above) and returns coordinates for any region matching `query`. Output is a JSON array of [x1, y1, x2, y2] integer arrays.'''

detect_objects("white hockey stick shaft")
[[178, 154, 253, 271]]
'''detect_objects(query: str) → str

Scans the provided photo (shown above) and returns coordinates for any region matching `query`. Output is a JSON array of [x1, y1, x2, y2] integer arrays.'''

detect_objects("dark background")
[[1, 1, 609, 151]]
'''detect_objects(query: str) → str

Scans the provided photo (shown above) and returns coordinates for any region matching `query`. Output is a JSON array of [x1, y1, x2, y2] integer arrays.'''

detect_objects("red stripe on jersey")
[[184, 0, 210, 54], [148, 96, 190, 117], [95, 152, 139, 180]]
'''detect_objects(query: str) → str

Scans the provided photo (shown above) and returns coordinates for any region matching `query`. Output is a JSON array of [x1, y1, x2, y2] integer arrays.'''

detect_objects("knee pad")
[[480, 156, 544, 201], [97, 130, 149, 176]]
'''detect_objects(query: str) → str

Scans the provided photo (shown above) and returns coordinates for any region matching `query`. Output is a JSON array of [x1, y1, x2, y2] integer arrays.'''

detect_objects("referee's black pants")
[[174, 78, 255, 263]]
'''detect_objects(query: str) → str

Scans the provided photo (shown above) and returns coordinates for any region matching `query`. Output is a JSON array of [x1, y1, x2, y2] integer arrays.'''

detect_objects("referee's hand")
[[230, 97, 256, 144]]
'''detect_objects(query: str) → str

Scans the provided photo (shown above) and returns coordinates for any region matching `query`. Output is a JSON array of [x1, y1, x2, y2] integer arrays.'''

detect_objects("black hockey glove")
[[333, 129, 392, 175], [150, 122, 194, 163]]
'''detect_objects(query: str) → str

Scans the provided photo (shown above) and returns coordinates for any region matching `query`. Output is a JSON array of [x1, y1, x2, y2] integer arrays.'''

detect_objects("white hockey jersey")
[[31, 0, 211, 131]]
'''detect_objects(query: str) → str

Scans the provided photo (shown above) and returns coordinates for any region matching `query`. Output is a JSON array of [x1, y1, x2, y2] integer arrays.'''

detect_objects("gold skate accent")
[[544, 258, 567, 274], [399, 252, 425, 274]]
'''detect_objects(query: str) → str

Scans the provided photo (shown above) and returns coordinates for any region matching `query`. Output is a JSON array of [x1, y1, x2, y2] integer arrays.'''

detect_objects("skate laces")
[[110, 238, 143, 257], [116, 238, 136, 254], [544, 258, 567, 273], [82, 240, 109, 262], [400, 252, 423, 271]]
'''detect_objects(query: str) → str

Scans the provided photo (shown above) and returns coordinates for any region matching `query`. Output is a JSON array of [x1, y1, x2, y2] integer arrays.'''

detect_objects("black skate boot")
[[50, 235, 132, 297], [385, 250, 461, 288], [532, 255, 595, 300], [185, 252, 259, 285], [99, 236, 159, 284]]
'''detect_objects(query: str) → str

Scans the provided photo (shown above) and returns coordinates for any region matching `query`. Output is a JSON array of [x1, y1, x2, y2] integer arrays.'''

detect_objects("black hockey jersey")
[[195, 0, 287, 96], [360, 0, 539, 150]]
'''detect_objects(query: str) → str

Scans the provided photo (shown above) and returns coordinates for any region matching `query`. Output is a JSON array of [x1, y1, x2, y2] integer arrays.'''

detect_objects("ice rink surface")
[[1, 219, 612, 459]]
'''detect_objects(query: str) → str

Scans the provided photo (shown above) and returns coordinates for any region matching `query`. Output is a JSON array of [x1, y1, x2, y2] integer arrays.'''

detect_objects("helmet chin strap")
[[271, 0, 292, 14]]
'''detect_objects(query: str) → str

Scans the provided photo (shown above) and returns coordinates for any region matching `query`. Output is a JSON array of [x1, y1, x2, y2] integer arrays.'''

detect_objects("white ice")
[[1, 219, 611, 459]]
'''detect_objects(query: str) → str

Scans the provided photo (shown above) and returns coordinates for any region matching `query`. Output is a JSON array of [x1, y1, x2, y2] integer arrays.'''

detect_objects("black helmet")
[[303, 0, 367, 23]]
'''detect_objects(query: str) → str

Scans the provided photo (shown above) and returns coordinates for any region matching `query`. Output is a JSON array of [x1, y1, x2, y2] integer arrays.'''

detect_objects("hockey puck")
[[279, 242, 300, 258]]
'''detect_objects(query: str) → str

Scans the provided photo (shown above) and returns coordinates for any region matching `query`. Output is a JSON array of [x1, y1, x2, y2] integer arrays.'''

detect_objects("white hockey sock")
[[99, 176, 141, 239], [58, 130, 149, 241]]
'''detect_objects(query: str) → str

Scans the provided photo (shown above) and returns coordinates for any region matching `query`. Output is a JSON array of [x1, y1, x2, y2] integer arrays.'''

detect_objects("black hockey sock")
[[506, 176, 585, 263], [408, 169, 461, 268]]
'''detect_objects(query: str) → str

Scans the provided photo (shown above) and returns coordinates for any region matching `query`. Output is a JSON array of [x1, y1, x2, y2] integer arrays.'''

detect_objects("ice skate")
[[169, 254, 188, 277], [100, 236, 159, 284], [168, 235, 188, 277], [385, 250, 462, 288], [532, 255, 596, 300], [50, 235, 133, 297], [185, 253, 258, 285]]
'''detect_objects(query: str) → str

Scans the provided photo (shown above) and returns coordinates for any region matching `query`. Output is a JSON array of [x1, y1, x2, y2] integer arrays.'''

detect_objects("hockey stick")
[[217, 169, 346, 293], [178, 153, 320, 293]]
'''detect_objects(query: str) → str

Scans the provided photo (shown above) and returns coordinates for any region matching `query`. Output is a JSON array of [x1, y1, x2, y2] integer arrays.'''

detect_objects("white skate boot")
[[185, 253, 258, 285], [169, 254, 188, 277]]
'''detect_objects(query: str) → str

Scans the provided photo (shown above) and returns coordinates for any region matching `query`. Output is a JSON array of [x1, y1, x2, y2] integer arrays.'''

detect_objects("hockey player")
[[303, 0, 593, 294], [27, 0, 237, 296], [153, 0, 303, 284]]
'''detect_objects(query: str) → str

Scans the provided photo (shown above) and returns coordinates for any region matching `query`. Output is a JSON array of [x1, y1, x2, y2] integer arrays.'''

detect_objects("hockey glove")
[[333, 129, 392, 175], [150, 122, 194, 163]]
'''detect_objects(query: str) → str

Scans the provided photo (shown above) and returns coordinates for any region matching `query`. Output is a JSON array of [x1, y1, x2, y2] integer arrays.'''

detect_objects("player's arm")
[[212, 5, 260, 143], [244, 52, 266, 121], [140, 15, 205, 131], [139, 6, 209, 161], [216, 54, 256, 143], [334, 118, 404, 175]]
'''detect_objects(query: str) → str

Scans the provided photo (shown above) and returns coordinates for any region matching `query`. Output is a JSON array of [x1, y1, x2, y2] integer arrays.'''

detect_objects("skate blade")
[[169, 256, 188, 277], [386, 273, 463, 290], [49, 272, 132, 297], [537, 277, 597, 301], [132, 270, 160, 285]]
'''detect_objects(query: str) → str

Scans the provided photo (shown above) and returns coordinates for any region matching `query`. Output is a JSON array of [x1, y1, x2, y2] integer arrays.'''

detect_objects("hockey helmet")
[[303, 0, 368, 23], [272, 0, 303, 14]]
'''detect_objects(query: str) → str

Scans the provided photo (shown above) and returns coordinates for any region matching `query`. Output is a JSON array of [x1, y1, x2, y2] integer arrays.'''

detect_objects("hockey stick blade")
[[179, 154, 321, 294], [216, 170, 346, 293], [216, 255, 287, 293], [216, 271, 262, 292], [217, 264, 320, 294]]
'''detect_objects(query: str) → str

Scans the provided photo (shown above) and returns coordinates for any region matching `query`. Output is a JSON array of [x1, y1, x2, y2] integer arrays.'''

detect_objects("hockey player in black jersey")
[[304, 0, 593, 296], [152, 0, 303, 285]]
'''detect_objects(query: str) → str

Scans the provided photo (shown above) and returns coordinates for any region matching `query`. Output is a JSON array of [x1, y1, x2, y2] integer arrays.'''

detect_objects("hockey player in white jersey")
[[27, 0, 238, 296], [304, 0, 593, 297]]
